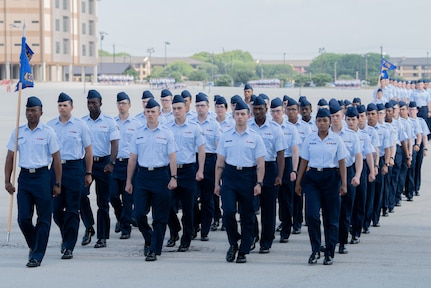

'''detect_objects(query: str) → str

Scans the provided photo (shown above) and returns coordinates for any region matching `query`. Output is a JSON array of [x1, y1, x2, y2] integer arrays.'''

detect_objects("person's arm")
[[105, 139, 119, 173], [84, 145, 93, 186], [254, 156, 265, 196], [366, 153, 375, 182], [4, 150, 15, 194], [214, 154, 225, 196], [275, 150, 284, 186], [195, 144, 205, 181], [52, 151, 62, 197], [295, 158, 309, 196], [291, 145, 299, 181], [125, 153, 137, 194], [338, 158, 347, 196], [351, 153, 363, 186], [167, 152, 177, 190]]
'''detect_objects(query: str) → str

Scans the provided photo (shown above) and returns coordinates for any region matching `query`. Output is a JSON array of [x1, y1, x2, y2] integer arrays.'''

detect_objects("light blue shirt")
[[409, 89, 430, 107], [7, 122, 60, 169], [289, 119, 312, 150], [300, 130, 347, 168], [409, 117, 423, 140], [369, 123, 392, 156], [135, 112, 147, 126], [82, 113, 120, 157], [391, 118, 408, 145], [196, 116, 222, 153], [417, 117, 430, 137], [361, 125, 381, 151], [217, 127, 266, 167], [248, 118, 286, 162], [129, 123, 177, 167], [114, 115, 142, 159], [278, 119, 301, 157], [399, 117, 416, 140], [217, 117, 235, 132], [47, 116, 91, 160], [356, 128, 375, 159], [160, 110, 174, 125], [332, 127, 361, 167], [166, 119, 205, 164]]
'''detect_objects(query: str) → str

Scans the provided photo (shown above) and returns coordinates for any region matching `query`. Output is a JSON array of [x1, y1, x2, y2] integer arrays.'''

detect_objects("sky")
[[98, 0, 431, 60]]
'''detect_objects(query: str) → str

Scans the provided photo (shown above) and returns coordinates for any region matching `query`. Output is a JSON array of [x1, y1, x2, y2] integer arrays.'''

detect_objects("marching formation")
[[4, 79, 430, 267]]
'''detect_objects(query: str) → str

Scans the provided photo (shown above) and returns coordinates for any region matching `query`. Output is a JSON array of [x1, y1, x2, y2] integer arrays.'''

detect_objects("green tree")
[[188, 70, 209, 81], [311, 73, 333, 86], [124, 68, 138, 79], [215, 75, 233, 87], [165, 62, 193, 77]]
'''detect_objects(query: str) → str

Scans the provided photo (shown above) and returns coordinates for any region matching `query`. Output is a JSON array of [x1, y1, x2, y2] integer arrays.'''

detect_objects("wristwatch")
[[55, 182, 62, 188], [110, 161, 116, 165], [171, 175, 178, 180], [85, 172, 92, 176], [256, 181, 263, 187]]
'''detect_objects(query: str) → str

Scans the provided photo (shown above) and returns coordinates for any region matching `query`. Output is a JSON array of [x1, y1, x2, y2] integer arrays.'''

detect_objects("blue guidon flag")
[[380, 58, 397, 80], [15, 36, 34, 91]]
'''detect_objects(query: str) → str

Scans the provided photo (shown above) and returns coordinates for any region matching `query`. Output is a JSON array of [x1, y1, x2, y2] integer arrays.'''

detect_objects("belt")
[[205, 153, 216, 156], [93, 156, 109, 162], [61, 159, 82, 164], [140, 166, 167, 171], [21, 166, 48, 174], [177, 163, 194, 169], [309, 167, 338, 172], [226, 164, 256, 171], [116, 158, 129, 162]]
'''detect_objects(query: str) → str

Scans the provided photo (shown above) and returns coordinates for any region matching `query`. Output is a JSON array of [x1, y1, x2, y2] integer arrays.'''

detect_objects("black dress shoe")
[[259, 247, 270, 254], [131, 218, 138, 227], [94, 239, 106, 248], [226, 244, 238, 262], [144, 244, 151, 256], [236, 253, 246, 263], [61, 243, 65, 254], [292, 228, 301, 234], [177, 245, 189, 252], [28, 249, 32, 261], [338, 244, 348, 254], [166, 235, 179, 247], [395, 202, 402, 207], [372, 222, 380, 227], [120, 233, 130, 239], [115, 222, 121, 233], [200, 235, 209, 241], [250, 236, 259, 251], [210, 222, 219, 231], [220, 224, 226, 231], [323, 255, 333, 265], [350, 237, 360, 244], [362, 228, 370, 234], [415, 191, 420, 196], [61, 249, 73, 259], [389, 208, 394, 213], [279, 237, 289, 243], [26, 259, 41, 268], [407, 198, 413, 202], [145, 251, 157, 261], [382, 211, 389, 217], [81, 226, 95, 246], [192, 226, 200, 239], [308, 252, 320, 264], [276, 223, 282, 232], [320, 245, 326, 252]]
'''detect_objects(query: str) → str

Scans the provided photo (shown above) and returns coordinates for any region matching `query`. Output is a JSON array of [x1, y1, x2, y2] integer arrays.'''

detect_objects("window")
[[63, 39, 69, 55], [88, 0, 94, 14], [88, 20, 94, 36], [55, 0, 60, 9], [55, 19, 60, 31], [82, 23, 86, 35], [63, 16, 68, 32], [55, 41, 60, 54], [89, 42, 94, 57], [63, 0, 68, 10], [82, 44, 86, 56], [82, 1, 86, 13]]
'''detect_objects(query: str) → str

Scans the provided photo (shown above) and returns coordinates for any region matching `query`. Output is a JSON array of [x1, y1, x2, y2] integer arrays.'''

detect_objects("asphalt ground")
[[0, 83, 430, 287]]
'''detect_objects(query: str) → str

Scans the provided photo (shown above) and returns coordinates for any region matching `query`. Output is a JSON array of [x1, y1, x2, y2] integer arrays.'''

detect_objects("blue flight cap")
[[377, 88, 383, 93], [161, 89, 172, 98], [376, 103, 385, 111], [338, 100, 345, 107], [142, 90, 154, 99], [253, 96, 266, 106], [344, 99, 352, 106], [417, 79, 424, 83], [298, 96, 306, 103], [398, 101, 407, 108], [145, 98, 160, 108], [299, 97, 311, 107], [286, 97, 299, 107], [389, 100, 398, 107], [353, 97, 361, 104], [230, 95, 242, 104], [213, 95, 221, 102], [87, 89, 102, 99], [58, 92, 73, 102], [329, 99, 342, 114], [172, 95, 185, 104], [235, 99, 249, 111], [316, 108, 330, 118], [409, 101, 417, 108], [244, 84, 253, 90], [367, 103, 378, 112], [250, 94, 257, 102], [181, 90, 192, 99], [117, 92, 130, 102], [357, 105, 366, 114], [270, 97, 283, 108], [26, 96, 42, 107], [385, 101, 394, 109], [345, 106, 359, 117], [258, 93, 269, 100], [283, 95, 290, 102], [215, 96, 227, 105], [317, 98, 328, 106], [196, 92, 208, 103]]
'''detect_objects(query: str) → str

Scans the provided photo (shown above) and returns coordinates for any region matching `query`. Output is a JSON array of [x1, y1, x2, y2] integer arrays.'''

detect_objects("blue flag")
[[380, 58, 397, 79], [15, 36, 34, 91]]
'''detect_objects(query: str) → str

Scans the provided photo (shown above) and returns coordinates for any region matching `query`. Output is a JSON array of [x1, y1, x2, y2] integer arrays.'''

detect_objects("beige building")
[[391, 57, 431, 80], [0, 0, 98, 82]]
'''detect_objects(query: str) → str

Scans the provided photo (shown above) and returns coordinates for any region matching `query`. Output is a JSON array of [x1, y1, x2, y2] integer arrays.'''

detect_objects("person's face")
[[142, 98, 150, 109], [183, 97, 192, 112], [26, 106, 43, 124], [346, 116, 358, 130], [161, 96, 172, 109], [409, 107, 418, 118], [358, 112, 367, 128], [195, 101, 209, 117], [286, 105, 298, 121], [231, 103, 236, 112], [215, 103, 227, 117], [234, 109, 250, 126], [300, 106, 312, 118], [270, 106, 284, 122], [377, 91, 383, 99], [244, 89, 253, 100], [393, 105, 400, 118], [144, 106, 160, 123], [366, 110, 378, 126], [58, 100, 73, 118], [252, 104, 267, 122], [385, 108, 394, 121], [87, 98, 101, 114], [117, 99, 130, 114], [172, 102, 186, 119], [399, 105, 408, 118], [330, 110, 343, 126], [316, 116, 331, 132], [418, 82, 424, 90], [377, 109, 386, 123]]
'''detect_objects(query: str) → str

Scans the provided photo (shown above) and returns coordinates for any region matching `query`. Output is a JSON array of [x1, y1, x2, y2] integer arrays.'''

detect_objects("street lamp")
[[318, 47, 326, 73], [256, 59, 263, 79], [147, 47, 155, 63], [164, 41, 170, 67], [8, 23, 20, 80], [427, 51, 429, 78], [334, 61, 337, 82], [99, 31, 108, 76]]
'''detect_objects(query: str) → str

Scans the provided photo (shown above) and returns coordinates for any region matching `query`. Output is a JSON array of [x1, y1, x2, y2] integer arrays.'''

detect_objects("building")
[[0, 0, 99, 82], [390, 57, 431, 80]]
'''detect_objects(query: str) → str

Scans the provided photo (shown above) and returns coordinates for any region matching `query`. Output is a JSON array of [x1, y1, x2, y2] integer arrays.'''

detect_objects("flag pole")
[[6, 82, 22, 243]]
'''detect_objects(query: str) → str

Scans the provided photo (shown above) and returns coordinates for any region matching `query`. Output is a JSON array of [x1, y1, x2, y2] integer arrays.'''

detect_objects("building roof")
[[72, 63, 132, 75], [391, 57, 430, 66]]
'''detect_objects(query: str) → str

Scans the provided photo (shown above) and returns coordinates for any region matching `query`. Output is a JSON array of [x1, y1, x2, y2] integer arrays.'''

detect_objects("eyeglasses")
[[270, 109, 283, 114], [117, 101, 129, 105], [195, 104, 207, 108]]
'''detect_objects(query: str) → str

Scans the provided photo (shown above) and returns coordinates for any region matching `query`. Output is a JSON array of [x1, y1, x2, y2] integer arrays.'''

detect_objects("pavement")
[[0, 83, 430, 287]]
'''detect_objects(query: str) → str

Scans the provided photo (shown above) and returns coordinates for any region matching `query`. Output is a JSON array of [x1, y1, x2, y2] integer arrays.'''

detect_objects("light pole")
[[334, 61, 337, 82], [164, 41, 170, 67], [256, 60, 263, 79], [427, 51, 429, 78], [8, 23, 20, 80], [147, 47, 155, 63], [318, 47, 326, 73], [99, 31, 108, 76]]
